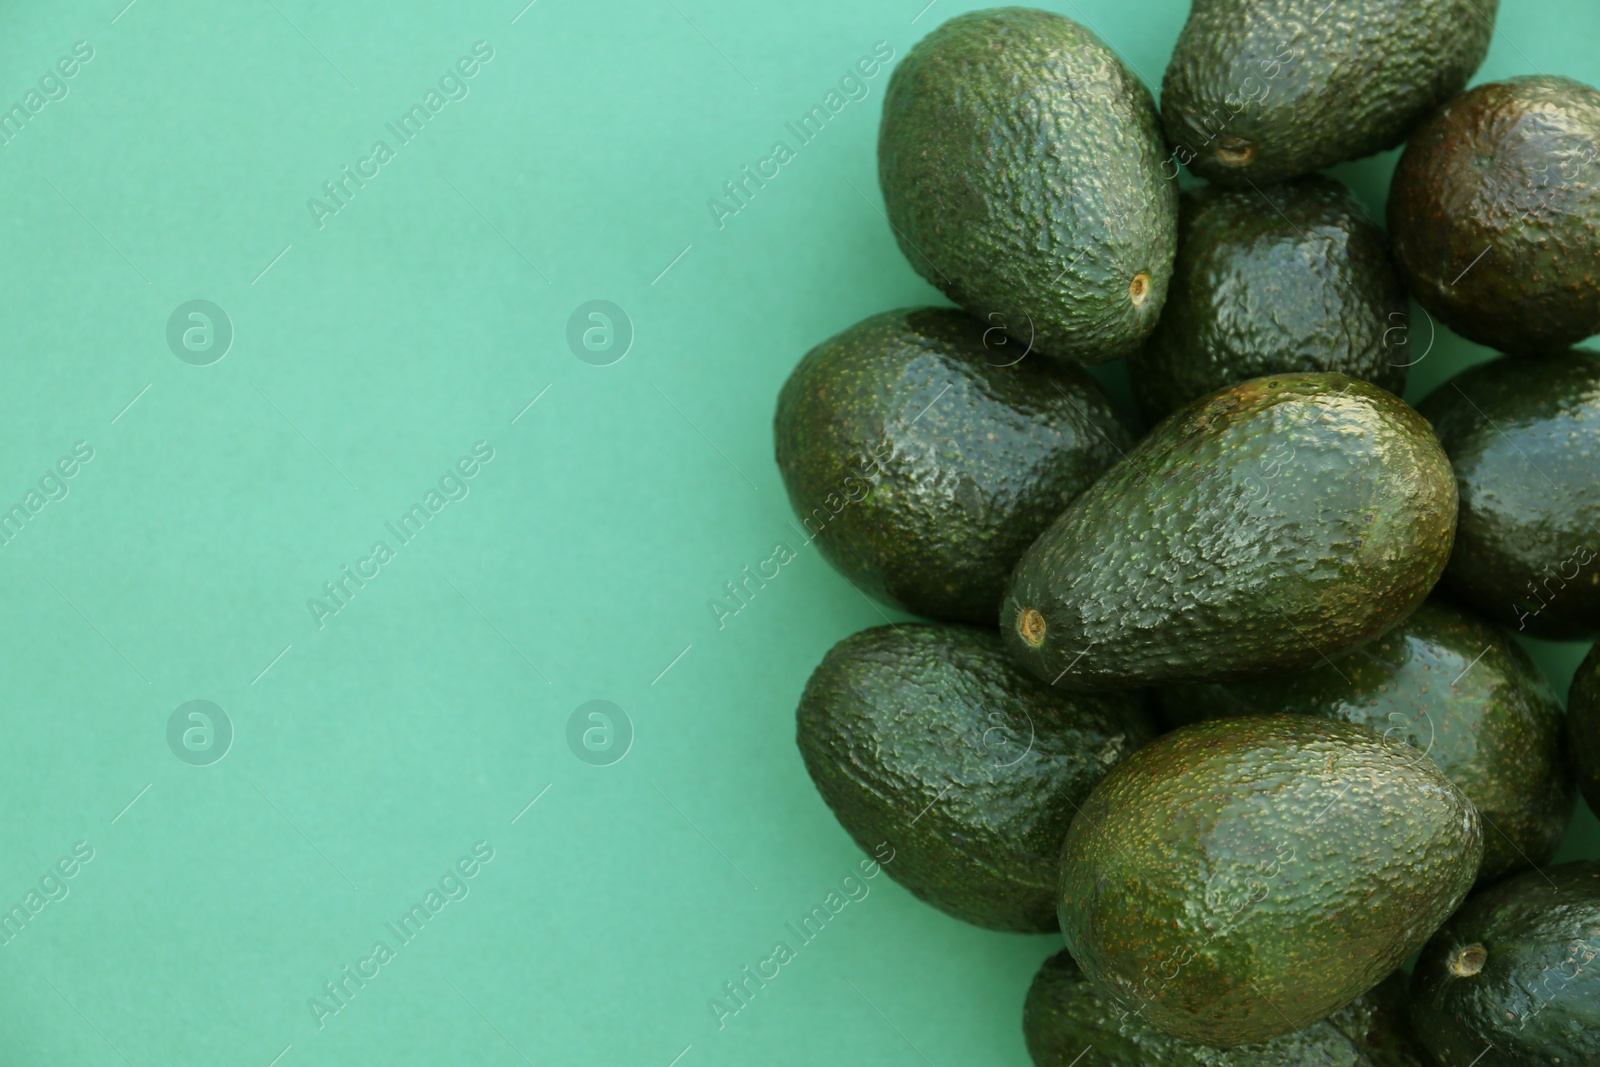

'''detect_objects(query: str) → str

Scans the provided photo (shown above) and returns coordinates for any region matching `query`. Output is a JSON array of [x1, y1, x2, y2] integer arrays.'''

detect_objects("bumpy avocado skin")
[[796, 624, 1154, 932], [1023, 949, 1373, 1066], [1002, 373, 1458, 691], [1158, 600, 1574, 882], [775, 308, 1133, 625], [878, 8, 1177, 364], [1418, 352, 1600, 639], [1131, 176, 1410, 422], [1411, 862, 1600, 1067], [1326, 972, 1435, 1067], [1389, 77, 1600, 353], [1566, 643, 1600, 818], [1058, 715, 1482, 1048], [1161, 0, 1495, 186]]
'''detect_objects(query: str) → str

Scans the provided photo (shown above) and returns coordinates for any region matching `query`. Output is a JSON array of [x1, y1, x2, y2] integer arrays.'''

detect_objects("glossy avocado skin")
[[1418, 352, 1600, 639], [775, 308, 1133, 625], [1326, 973, 1435, 1067], [1410, 862, 1600, 1067], [1158, 600, 1574, 882], [1058, 715, 1482, 1048], [879, 8, 1177, 364], [1565, 643, 1600, 817], [1002, 374, 1458, 691], [796, 624, 1154, 932], [1131, 175, 1410, 422], [1023, 949, 1373, 1066], [1389, 77, 1600, 353], [1161, 0, 1495, 186]]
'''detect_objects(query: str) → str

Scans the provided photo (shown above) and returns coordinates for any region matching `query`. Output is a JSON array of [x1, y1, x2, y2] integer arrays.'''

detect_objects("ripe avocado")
[[878, 8, 1177, 363], [1161, 0, 1496, 185], [1565, 642, 1600, 818], [1158, 600, 1574, 882], [795, 623, 1153, 932], [1002, 373, 1458, 691], [1325, 972, 1434, 1067], [1388, 77, 1600, 353], [1416, 351, 1600, 639], [1023, 949, 1373, 1066], [1410, 862, 1600, 1067], [1130, 175, 1409, 422], [1058, 714, 1482, 1048], [774, 308, 1134, 624]]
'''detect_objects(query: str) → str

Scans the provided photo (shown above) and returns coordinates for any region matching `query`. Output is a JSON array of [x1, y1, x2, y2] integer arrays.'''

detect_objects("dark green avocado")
[[1565, 642, 1600, 818], [1389, 77, 1600, 353], [1417, 351, 1600, 639], [1410, 862, 1600, 1067], [1161, 0, 1495, 186], [1130, 175, 1410, 422], [1058, 714, 1482, 1048], [796, 623, 1153, 932], [1002, 373, 1458, 691], [775, 307, 1133, 625], [1158, 599, 1574, 882], [879, 7, 1177, 363], [1325, 972, 1434, 1067], [1023, 949, 1373, 1066]]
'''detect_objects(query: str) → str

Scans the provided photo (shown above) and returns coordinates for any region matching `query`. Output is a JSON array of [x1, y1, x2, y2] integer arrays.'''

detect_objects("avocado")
[[1023, 949, 1373, 1067], [796, 623, 1154, 932], [1002, 373, 1458, 691], [774, 308, 1134, 624], [1129, 175, 1409, 423], [1410, 862, 1600, 1067], [1388, 77, 1600, 353], [1565, 642, 1600, 818], [878, 8, 1177, 364], [1416, 351, 1600, 639], [1161, 0, 1496, 185], [1325, 973, 1434, 1067], [1158, 600, 1574, 882], [1058, 714, 1482, 1047]]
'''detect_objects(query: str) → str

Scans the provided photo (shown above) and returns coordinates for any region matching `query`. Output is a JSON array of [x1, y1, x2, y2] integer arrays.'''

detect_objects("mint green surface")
[[0, 1, 1594, 1064]]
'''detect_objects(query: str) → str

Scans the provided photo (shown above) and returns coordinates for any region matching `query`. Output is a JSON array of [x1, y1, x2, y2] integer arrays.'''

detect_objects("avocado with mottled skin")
[[1161, 0, 1495, 186], [1389, 77, 1600, 353], [1325, 973, 1434, 1067], [1129, 176, 1409, 423], [1417, 351, 1600, 639], [1410, 862, 1600, 1067], [1002, 373, 1458, 691], [1058, 715, 1482, 1048], [796, 624, 1154, 932], [879, 8, 1177, 364], [775, 308, 1133, 625], [1158, 600, 1573, 882], [1565, 643, 1600, 818], [1023, 949, 1374, 1067]]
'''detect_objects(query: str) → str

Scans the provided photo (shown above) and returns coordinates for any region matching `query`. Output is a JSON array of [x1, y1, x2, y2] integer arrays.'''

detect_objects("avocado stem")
[[1448, 943, 1487, 977], [1216, 137, 1256, 166], [1129, 272, 1151, 305]]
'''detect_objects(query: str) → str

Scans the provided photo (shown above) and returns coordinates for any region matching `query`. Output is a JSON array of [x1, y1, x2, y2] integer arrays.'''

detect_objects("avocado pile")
[[775, 5, 1600, 1066]]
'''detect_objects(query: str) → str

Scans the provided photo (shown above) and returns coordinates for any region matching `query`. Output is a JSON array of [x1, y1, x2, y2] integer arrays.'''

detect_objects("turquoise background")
[[0, 0, 1593, 1064]]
